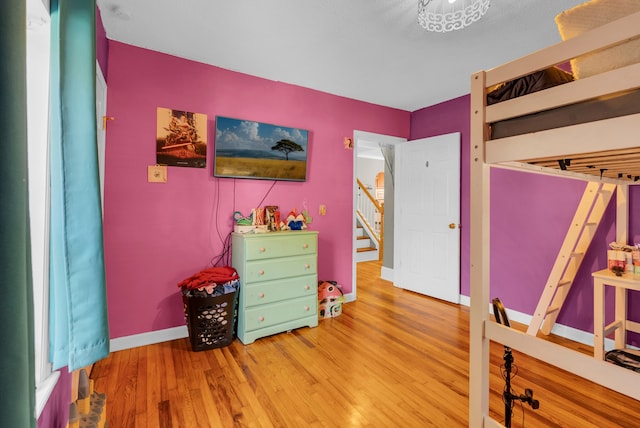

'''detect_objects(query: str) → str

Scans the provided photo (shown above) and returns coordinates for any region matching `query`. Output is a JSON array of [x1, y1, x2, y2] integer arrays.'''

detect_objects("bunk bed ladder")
[[527, 181, 616, 336]]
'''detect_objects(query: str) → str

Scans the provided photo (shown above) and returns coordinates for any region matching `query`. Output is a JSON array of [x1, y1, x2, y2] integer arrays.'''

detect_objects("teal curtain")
[[49, 0, 110, 371], [0, 2, 36, 426]]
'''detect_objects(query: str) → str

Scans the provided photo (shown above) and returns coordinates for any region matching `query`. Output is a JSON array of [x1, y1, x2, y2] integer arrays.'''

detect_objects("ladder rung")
[[546, 305, 561, 316], [585, 222, 597, 227], [570, 252, 584, 258], [557, 279, 571, 287], [604, 320, 623, 335]]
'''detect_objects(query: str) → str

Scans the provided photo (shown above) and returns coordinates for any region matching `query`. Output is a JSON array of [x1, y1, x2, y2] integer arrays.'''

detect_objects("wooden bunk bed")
[[469, 6, 640, 427]]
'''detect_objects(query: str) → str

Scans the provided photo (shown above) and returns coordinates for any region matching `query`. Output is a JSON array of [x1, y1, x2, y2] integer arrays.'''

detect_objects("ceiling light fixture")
[[418, 0, 490, 32]]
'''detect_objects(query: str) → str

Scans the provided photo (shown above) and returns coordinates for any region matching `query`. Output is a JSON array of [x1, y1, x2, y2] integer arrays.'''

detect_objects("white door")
[[394, 133, 460, 303]]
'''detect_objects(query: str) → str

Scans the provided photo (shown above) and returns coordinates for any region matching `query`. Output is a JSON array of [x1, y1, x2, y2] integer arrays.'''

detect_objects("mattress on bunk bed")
[[489, 88, 640, 140]]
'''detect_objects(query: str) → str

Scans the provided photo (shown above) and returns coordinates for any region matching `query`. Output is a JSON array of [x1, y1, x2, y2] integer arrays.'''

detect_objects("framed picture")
[[156, 108, 207, 168]]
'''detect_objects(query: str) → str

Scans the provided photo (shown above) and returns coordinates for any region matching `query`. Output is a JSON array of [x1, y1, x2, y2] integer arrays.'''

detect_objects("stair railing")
[[356, 178, 384, 260]]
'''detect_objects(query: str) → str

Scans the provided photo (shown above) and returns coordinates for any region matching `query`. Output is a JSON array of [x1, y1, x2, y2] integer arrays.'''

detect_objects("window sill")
[[35, 371, 60, 419]]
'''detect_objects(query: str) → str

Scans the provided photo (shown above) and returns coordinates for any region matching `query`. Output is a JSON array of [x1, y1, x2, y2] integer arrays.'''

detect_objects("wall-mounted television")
[[214, 116, 309, 181]]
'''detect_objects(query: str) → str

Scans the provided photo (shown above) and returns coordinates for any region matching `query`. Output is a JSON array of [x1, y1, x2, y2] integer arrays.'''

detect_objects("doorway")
[[352, 131, 406, 300]]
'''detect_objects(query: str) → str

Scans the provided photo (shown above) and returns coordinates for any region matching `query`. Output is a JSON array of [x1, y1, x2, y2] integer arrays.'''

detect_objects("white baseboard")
[[110, 325, 188, 352], [380, 266, 394, 282], [459, 295, 470, 307], [109, 296, 615, 354], [458, 295, 613, 349], [343, 292, 356, 303]]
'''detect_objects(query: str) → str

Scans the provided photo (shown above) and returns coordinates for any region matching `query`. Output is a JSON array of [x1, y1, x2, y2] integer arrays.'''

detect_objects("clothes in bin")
[[178, 266, 240, 351]]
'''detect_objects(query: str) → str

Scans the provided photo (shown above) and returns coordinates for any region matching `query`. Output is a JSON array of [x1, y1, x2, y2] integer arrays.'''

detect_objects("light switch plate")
[[148, 165, 167, 183]]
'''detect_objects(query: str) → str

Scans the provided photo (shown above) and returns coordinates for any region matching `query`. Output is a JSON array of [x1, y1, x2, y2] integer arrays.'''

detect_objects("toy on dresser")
[[318, 280, 345, 318]]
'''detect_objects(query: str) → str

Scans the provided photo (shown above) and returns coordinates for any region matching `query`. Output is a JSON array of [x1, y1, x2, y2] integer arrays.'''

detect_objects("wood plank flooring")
[[92, 261, 640, 427]]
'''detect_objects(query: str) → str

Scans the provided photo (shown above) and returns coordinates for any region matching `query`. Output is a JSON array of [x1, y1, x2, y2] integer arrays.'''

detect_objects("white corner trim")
[[35, 370, 60, 419], [110, 326, 188, 352]]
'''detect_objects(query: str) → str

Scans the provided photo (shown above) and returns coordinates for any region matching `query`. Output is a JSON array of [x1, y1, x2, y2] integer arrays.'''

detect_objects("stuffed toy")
[[318, 280, 345, 318], [286, 209, 307, 230]]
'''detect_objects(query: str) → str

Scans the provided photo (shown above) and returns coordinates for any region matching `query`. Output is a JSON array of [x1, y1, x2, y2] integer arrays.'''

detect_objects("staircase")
[[356, 178, 383, 263], [356, 222, 379, 262]]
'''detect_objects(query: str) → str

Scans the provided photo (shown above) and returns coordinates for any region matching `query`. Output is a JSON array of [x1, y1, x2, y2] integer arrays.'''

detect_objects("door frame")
[[351, 130, 406, 301]]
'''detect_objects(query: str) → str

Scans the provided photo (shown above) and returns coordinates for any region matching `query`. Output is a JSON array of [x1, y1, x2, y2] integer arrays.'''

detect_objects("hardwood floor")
[[92, 261, 640, 427]]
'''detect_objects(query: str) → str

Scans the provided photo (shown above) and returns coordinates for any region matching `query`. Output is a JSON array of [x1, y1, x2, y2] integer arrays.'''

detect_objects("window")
[[27, 0, 57, 418]]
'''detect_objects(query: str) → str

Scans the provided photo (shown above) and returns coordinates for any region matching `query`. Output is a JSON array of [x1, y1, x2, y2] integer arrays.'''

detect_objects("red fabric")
[[178, 266, 239, 290]]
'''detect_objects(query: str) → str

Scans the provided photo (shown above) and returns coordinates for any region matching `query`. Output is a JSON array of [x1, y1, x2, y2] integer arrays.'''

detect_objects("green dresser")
[[232, 230, 319, 344]]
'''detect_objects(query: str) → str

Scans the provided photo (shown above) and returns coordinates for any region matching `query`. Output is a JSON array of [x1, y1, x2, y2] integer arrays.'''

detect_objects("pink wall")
[[37, 367, 70, 428], [103, 41, 409, 339], [411, 96, 640, 345]]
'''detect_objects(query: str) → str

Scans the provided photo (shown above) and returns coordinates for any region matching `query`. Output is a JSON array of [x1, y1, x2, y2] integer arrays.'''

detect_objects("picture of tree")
[[271, 139, 304, 160]]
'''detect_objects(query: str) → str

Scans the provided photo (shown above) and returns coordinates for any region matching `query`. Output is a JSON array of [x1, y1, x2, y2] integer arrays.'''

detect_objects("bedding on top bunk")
[[555, 0, 640, 80], [486, 67, 573, 106]]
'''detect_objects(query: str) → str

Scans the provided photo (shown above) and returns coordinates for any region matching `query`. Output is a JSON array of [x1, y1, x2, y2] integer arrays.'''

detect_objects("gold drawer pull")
[[260, 247, 266, 252], [304, 285, 310, 290], [304, 306, 310, 311], [258, 316, 265, 322], [304, 264, 310, 269], [259, 292, 265, 298], [258, 270, 265, 276], [303, 243, 309, 249]]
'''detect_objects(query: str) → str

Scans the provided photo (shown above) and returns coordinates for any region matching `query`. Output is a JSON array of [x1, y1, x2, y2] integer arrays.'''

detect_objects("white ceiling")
[[96, 0, 586, 112]]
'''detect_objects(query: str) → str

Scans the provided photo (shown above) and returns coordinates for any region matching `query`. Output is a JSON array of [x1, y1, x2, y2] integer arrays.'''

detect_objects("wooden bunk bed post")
[[469, 70, 492, 428], [616, 184, 629, 245]]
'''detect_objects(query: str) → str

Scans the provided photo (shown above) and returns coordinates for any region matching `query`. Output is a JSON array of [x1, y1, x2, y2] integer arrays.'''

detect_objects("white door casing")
[[96, 61, 107, 210], [351, 130, 406, 300], [394, 133, 460, 303]]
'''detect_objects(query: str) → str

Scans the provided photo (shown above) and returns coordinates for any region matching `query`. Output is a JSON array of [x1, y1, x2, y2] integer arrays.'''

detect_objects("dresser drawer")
[[244, 275, 316, 307], [244, 233, 317, 261], [243, 295, 318, 331], [244, 254, 317, 283]]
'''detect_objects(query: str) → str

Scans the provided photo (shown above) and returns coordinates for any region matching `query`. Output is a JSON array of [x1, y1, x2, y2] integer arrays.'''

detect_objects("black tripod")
[[493, 298, 540, 427]]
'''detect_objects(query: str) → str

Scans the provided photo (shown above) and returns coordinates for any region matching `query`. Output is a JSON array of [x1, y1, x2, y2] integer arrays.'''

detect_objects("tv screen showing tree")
[[214, 116, 309, 181]]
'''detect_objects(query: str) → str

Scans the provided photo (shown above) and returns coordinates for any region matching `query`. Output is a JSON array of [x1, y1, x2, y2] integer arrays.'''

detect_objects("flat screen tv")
[[214, 116, 309, 181]]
